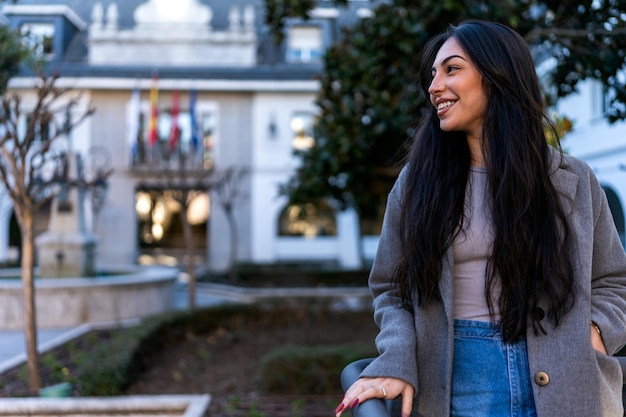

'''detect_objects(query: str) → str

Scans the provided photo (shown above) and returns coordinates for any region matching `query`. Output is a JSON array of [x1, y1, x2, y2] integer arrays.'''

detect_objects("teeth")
[[437, 101, 454, 110]]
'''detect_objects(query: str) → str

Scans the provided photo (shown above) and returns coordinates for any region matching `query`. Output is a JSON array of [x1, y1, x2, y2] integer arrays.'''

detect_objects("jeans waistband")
[[454, 318, 504, 338]]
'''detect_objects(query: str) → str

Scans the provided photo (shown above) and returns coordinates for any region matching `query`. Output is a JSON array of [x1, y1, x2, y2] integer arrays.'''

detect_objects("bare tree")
[[168, 183, 208, 311], [212, 167, 248, 283], [0, 73, 94, 392]]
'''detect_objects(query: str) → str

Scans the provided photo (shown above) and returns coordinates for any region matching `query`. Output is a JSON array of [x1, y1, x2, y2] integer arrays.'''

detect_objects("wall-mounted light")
[[268, 112, 278, 140]]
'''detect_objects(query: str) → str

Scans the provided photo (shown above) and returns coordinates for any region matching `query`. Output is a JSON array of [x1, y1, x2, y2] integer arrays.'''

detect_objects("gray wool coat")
[[361, 150, 626, 417]]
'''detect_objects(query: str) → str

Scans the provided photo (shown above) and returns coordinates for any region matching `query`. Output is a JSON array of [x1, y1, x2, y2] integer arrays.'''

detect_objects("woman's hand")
[[591, 322, 607, 354], [335, 376, 414, 417]]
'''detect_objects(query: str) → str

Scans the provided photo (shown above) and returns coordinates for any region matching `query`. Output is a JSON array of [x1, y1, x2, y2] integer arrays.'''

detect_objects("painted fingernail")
[[349, 398, 360, 408], [335, 403, 345, 413]]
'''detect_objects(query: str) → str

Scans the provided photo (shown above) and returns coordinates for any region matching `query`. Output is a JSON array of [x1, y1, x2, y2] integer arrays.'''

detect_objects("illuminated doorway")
[[135, 188, 209, 265]]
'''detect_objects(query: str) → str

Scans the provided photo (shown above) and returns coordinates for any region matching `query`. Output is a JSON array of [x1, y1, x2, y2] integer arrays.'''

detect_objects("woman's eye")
[[447, 65, 459, 73]]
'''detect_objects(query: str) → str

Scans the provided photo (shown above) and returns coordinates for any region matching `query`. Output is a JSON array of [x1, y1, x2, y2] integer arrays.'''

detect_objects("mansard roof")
[[2, 0, 376, 82]]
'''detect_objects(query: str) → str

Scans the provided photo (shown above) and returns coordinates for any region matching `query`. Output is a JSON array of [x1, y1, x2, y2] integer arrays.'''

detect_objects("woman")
[[335, 20, 626, 417]]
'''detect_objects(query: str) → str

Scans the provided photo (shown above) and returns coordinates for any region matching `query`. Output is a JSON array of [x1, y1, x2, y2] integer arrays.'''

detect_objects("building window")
[[278, 202, 337, 237], [286, 25, 323, 63], [199, 112, 215, 169], [20, 22, 55, 58], [291, 112, 315, 150], [603, 80, 626, 121]]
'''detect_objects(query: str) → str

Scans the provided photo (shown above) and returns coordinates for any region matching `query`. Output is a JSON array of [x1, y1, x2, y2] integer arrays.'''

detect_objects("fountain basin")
[[0, 266, 178, 330]]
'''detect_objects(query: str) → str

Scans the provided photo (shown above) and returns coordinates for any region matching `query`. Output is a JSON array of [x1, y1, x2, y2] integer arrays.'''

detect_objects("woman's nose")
[[428, 77, 443, 96]]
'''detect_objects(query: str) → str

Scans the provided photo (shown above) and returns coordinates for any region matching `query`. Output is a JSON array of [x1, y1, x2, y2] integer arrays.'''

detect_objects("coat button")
[[534, 371, 550, 386]]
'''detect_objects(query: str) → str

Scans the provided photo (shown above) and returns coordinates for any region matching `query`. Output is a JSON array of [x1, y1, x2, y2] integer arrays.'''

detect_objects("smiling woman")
[[336, 20, 626, 417]]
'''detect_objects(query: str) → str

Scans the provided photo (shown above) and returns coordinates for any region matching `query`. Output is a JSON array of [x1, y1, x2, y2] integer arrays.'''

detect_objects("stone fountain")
[[0, 148, 178, 330], [35, 150, 97, 279]]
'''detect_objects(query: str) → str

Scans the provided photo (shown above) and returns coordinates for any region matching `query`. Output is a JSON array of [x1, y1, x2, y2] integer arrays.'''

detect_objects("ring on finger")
[[380, 385, 387, 398]]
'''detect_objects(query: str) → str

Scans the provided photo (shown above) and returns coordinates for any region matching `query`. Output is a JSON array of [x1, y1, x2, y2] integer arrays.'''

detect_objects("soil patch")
[[124, 308, 378, 416]]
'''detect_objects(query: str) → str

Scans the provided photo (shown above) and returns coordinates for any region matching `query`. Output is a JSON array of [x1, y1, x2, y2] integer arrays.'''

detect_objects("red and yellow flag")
[[148, 74, 159, 146]]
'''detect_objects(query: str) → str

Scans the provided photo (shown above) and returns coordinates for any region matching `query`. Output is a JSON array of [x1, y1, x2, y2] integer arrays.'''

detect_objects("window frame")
[[20, 21, 56, 59], [284, 19, 331, 64]]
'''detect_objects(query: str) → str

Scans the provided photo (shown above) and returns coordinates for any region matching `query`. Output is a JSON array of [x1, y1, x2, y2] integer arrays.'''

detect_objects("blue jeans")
[[451, 319, 538, 417]]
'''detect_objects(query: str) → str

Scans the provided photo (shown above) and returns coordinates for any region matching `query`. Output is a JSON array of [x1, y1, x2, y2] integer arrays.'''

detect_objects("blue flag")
[[189, 89, 199, 155]]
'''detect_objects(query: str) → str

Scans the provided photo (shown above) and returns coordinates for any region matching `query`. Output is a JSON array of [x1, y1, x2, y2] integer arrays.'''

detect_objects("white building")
[[0, 0, 377, 274], [0, 0, 623, 276]]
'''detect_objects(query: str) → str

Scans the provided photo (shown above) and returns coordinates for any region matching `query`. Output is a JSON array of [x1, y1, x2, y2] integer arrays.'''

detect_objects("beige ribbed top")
[[452, 167, 500, 322]]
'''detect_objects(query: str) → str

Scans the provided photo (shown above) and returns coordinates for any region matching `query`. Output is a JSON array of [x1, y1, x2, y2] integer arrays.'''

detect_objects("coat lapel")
[[440, 249, 455, 324]]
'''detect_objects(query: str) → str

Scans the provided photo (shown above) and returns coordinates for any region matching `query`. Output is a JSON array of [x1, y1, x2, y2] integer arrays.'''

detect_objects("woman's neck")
[[467, 135, 485, 168]]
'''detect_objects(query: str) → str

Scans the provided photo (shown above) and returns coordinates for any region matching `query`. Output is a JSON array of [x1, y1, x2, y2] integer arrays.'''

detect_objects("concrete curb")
[[0, 394, 211, 416]]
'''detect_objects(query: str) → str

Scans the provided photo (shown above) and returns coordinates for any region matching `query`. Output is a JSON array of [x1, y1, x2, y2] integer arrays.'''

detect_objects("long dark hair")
[[395, 20, 575, 341]]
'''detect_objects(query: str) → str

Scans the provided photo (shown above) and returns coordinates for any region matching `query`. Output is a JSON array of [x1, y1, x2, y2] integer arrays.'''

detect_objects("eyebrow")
[[431, 54, 467, 72]]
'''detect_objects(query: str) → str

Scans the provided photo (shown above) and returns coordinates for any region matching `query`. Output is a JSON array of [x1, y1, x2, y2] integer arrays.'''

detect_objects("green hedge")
[[75, 314, 164, 395]]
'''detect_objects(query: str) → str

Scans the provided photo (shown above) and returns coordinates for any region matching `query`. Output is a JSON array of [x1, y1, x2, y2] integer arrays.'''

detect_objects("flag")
[[148, 74, 159, 146], [168, 89, 180, 153], [126, 87, 140, 163], [189, 88, 199, 154]]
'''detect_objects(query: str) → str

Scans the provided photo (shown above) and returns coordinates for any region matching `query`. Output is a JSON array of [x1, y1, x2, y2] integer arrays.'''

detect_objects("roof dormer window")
[[20, 22, 55, 58], [286, 25, 323, 64]]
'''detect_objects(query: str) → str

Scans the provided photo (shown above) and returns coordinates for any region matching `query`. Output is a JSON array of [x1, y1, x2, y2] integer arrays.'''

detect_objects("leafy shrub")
[[75, 315, 164, 395]]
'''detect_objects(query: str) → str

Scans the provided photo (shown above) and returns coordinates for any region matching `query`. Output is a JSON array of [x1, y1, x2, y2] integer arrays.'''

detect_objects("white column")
[[336, 209, 361, 269]]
